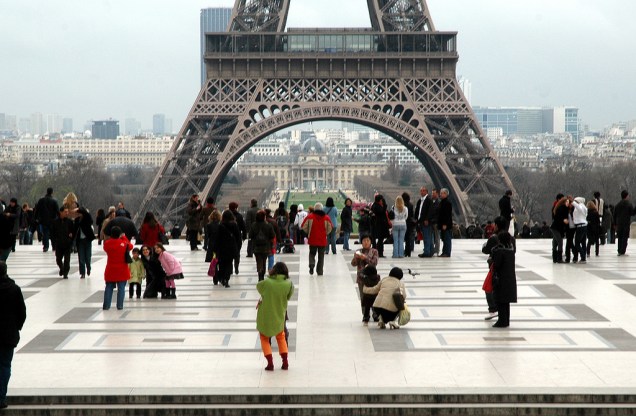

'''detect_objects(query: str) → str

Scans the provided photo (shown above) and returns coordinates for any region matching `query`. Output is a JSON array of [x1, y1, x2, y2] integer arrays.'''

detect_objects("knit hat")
[[389, 267, 403, 280], [298, 204, 304, 211], [362, 265, 377, 277]]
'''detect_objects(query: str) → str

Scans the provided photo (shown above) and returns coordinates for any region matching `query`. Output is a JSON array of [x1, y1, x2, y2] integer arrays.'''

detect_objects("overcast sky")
[[1, 0, 634, 131]]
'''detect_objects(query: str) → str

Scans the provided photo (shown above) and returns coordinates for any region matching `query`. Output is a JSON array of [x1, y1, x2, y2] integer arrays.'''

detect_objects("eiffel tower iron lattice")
[[136, 0, 517, 227]]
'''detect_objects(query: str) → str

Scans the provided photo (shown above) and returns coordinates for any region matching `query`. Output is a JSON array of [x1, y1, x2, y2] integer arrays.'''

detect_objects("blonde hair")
[[395, 195, 404, 211], [63, 192, 78, 208], [209, 209, 222, 222]]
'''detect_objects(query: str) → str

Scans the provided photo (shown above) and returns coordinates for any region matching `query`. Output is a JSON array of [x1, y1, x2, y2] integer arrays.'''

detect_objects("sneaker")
[[389, 320, 400, 329], [485, 312, 498, 321]]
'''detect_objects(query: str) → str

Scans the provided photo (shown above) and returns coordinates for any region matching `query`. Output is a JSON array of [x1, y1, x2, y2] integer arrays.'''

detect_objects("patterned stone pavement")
[[6, 237, 636, 394]]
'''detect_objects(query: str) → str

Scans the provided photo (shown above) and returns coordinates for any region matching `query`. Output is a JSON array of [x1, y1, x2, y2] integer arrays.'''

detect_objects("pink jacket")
[[158, 251, 183, 276]]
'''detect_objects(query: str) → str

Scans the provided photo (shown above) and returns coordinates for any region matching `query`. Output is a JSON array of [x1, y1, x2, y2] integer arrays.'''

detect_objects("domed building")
[[236, 136, 385, 191]]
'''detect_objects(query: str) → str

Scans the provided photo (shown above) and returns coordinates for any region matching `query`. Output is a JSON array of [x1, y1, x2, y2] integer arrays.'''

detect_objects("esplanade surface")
[[5, 238, 636, 412]]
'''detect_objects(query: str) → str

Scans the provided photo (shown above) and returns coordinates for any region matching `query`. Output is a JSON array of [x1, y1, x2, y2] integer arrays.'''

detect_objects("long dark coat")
[[492, 244, 517, 304]]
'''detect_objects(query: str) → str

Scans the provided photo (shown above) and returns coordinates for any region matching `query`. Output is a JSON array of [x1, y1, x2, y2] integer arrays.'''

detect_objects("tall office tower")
[[458, 76, 472, 105], [5, 115, 16, 131], [47, 114, 63, 133], [92, 120, 120, 139], [31, 112, 45, 136], [200, 7, 232, 86], [124, 118, 142, 136], [153, 114, 166, 135], [62, 118, 73, 134], [19, 118, 31, 134]]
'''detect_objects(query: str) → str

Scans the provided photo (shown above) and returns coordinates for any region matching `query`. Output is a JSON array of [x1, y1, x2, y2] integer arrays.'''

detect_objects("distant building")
[[31, 112, 45, 136], [153, 114, 165, 135], [474, 106, 580, 141], [62, 118, 73, 134], [124, 118, 141, 136], [47, 114, 62, 133], [200, 7, 232, 86], [91, 120, 119, 139]]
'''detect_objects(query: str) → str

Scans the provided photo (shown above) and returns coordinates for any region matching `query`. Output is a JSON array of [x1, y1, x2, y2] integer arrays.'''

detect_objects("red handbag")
[[482, 264, 494, 293], [207, 257, 218, 277]]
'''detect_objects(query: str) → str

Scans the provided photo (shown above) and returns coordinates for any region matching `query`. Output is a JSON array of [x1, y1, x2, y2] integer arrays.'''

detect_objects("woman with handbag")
[[490, 231, 517, 328], [363, 267, 406, 329]]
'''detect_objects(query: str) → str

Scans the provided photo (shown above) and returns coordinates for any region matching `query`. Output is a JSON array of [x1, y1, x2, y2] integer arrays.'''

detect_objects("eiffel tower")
[[136, 0, 516, 226]]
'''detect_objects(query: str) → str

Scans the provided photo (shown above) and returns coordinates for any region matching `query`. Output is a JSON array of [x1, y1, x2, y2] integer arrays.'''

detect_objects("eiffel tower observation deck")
[[136, 0, 517, 227]]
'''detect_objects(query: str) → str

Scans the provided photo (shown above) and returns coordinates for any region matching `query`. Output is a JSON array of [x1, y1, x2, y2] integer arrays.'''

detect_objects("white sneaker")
[[485, 312, 498, 321], [389, 320, 400, 329]]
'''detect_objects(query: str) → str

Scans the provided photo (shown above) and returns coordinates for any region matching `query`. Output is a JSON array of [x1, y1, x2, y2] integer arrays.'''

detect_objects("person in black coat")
[[438, 188, 453, 257], [102, 216, 139, 243], [340, 198, 353, 251], [550, 196, 569, 263], [491, 231, 517, 328], [586, 201, 601, 257], [50, 207, 76, 279], [214, 210, 242, 288], [614, 190, 636, 256], [228, 202, 246, 275], [482, 217, 517, 321], [140, 245, 167, 299], [0, 261, 27, 410], [371, 194, 390, 258], [74, 207, 95, 279], [34, 187, 59, 252], [498, 190, 514, 231]]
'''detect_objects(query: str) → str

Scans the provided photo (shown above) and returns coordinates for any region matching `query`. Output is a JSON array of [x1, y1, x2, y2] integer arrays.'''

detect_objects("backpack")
[[254, 227, 269, 247]]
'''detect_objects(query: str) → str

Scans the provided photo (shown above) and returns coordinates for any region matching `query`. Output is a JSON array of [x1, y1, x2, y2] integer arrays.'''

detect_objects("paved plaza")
[[6, 237, 636, 398]]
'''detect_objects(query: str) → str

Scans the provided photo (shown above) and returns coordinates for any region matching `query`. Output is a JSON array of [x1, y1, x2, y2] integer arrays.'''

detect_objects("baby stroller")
[[279, 238, 295, 254]]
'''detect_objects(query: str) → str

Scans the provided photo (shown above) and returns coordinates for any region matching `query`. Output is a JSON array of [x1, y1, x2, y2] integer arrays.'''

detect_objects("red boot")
[[281, 353, 289, 370], [264, 354, 274, 371]]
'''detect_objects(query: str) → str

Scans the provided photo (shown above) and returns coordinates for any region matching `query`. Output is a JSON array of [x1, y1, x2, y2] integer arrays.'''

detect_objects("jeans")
[[441, 227, 452, 256], [575, 226, 587, 261], [432, 224, 440, 255], [0, 346, 13, 405], [40, 224, 51, 251], [392, 224, 406, 257], [268, 253, 275, 270], [103, 281, 127, 310], [342, 231, 351, 250], [327, 229, 337, 254], [77, 238, 92, 275], [255, 253, 268, 280], [420, 224, 433, 256], [19, 229, 33, 245]]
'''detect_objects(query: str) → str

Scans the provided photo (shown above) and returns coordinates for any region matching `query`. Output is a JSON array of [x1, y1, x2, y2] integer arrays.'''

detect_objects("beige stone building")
[[237, 137, 385, 190]]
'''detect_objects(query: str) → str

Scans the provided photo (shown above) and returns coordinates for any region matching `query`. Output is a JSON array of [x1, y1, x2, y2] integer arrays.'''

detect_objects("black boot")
[[171, 288, 177, 299], [552, 250, 557, 263]]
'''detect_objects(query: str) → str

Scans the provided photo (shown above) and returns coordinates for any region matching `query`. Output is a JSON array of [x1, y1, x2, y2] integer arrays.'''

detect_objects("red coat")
[[301, 210, 333, 247], [103, 236, 133, 282], [140, 222, 165, 248]]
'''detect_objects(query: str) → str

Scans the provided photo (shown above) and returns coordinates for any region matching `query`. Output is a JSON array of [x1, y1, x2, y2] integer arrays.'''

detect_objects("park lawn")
[[284, 191, 360, 234]]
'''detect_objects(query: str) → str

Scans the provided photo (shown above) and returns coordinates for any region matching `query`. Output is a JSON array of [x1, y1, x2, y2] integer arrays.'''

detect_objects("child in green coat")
[[256, 262, 294, 371], [128, 247, 145, 299]]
